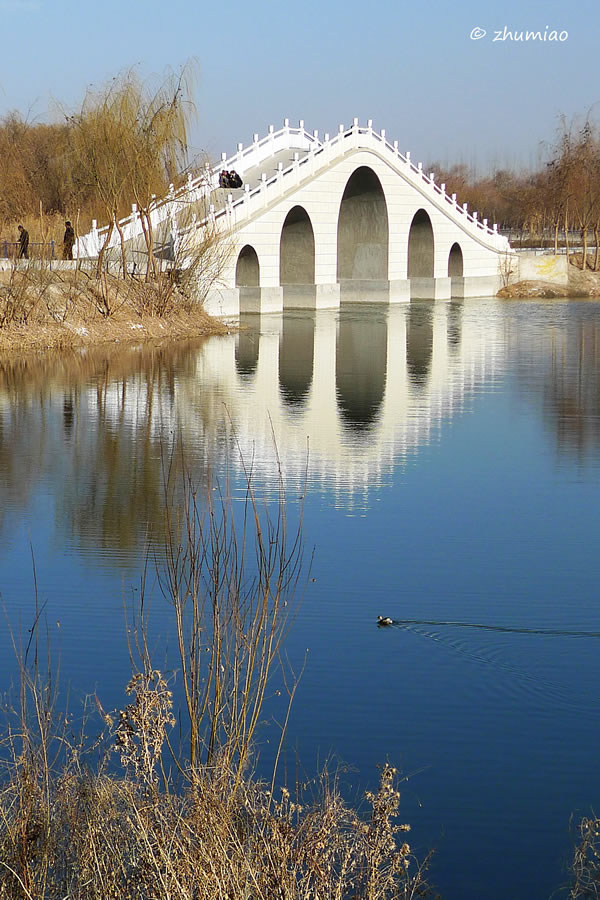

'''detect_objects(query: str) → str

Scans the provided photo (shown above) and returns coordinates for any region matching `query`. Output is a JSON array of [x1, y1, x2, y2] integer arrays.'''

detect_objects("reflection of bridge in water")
[[0, 302, 504, 550], [78, 301, 504, 509], [162, 299, 504, 506]]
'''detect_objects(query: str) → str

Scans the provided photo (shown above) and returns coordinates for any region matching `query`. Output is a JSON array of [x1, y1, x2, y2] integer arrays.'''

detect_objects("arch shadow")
[[336, 305, 387, 429], [236, 245, 260, 286], [337, 167, 389, 297], [235, 313, 261, 379], [280, 206, 315, 284], [280, 206, 317, 308], [448, 242, 463, 277], [408, 209, 435, 299], [406, 301, 433, 387], [408, 209, 434, 278], [447, 301, 463, 351], [279, 312, 315, 407], [236, 244, 261, 312]]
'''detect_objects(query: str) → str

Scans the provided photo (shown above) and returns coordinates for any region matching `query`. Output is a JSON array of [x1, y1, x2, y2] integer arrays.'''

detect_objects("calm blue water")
[[1, 298, 599, 898]]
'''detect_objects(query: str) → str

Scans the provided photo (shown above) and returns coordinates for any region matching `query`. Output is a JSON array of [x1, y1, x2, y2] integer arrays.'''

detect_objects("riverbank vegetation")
[[0, 64, 232, 351], [0, 467, 434, 899], [0, 263, 229, 352]]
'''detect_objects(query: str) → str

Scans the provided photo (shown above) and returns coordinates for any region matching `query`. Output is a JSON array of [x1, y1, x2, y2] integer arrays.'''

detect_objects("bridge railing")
[[77, 118, 510, 259], [76, 122, 321, 258], [181, 120, 508, 253], [1, 240, 57, 259]]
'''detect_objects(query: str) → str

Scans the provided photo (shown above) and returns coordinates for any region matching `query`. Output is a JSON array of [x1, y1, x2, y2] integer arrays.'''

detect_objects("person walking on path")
[[63, 221, 75, 260], [17, 225, 29, 259]]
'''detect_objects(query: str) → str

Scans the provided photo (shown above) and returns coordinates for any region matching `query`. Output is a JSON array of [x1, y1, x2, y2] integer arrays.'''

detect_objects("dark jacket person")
[[63, 221, 75, 260], [17, 225, 29, 259]]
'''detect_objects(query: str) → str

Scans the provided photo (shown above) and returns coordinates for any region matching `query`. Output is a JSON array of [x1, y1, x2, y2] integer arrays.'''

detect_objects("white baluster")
[[493, 223, 498, 232], [394, 140, 398, 152], [441, 183, 446, 193], [483, 218, 488, 227], [429, 172, 434, 182], [381, 128, 386, 140], [452, 193, 457, 204]]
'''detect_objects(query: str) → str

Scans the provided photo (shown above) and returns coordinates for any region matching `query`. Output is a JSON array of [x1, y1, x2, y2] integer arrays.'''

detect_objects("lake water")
[[1, 297, 599, 898]]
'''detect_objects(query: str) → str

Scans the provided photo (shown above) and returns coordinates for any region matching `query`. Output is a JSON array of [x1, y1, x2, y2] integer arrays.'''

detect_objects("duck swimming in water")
[[377, 616, 393, 626]]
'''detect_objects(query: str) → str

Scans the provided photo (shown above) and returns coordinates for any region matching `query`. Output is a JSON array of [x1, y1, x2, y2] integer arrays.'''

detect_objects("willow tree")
[[68, 65, 196, 279]]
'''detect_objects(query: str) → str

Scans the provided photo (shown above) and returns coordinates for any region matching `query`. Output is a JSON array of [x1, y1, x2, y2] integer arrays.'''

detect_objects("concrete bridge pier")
[[450, 274, 499, 299], [410, 276, 452, 300], [281, 283, 341, 310], [389, 280, 411, 303]]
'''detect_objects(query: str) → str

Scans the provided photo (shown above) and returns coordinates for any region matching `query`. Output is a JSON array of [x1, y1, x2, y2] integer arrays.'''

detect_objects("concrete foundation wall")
[[517, 253, 568, 284]]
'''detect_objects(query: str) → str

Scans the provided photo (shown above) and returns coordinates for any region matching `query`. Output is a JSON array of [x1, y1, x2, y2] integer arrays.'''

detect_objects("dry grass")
[[567, 816, 600, 898], [0, 265, 230, 353], [0, 746, 434, 900]]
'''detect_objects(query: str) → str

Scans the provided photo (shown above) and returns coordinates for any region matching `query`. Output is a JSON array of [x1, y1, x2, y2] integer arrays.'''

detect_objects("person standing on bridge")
[[63, 221, 75, 260], [17, 225, 29, 259]]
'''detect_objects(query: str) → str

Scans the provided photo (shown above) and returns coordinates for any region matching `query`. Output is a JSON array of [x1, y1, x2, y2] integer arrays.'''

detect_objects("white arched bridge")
[[77, 119, 512, 317]]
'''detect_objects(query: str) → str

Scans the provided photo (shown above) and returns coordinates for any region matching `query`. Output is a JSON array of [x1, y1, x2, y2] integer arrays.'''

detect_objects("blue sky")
[[1, 0, 599, 172]]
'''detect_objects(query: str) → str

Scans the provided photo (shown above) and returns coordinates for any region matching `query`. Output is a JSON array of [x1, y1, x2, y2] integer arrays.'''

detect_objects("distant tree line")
[[430, 116, 600, 267]]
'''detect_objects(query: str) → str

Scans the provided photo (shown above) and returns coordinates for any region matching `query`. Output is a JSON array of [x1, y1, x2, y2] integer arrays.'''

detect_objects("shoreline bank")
[[498, 259, 600, 299], [0, 267, 230, 353]]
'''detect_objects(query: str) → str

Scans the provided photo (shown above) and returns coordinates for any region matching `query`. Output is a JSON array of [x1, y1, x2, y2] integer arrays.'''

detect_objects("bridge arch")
[[448, 242, 463, 277], [407, 209, 434, 278], [337, 166, 389, 282], [280, 206, 315, 284], [235, 245, 260, 286]]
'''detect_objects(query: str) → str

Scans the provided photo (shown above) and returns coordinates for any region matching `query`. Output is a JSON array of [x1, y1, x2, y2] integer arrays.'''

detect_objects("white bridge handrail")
[[76, 118, 510, 259]]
